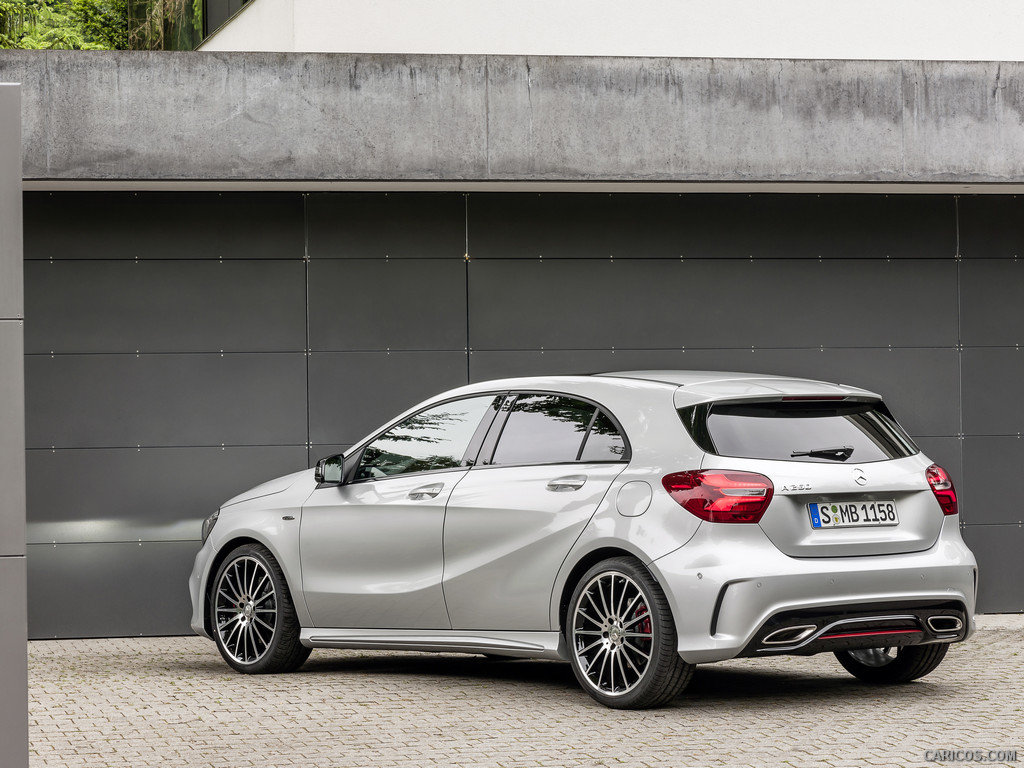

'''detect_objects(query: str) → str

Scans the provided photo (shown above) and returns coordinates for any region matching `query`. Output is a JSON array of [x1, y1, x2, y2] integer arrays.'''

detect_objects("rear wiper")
[[790, 446, 854, 461]]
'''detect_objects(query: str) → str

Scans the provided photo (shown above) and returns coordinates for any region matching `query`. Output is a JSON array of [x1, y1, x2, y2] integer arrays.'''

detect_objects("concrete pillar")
[[0, 82, 28, 768]]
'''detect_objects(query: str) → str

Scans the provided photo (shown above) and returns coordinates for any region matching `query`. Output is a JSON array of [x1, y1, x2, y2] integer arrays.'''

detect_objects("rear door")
[[690, 399, 945, 557], [442, 393, 628, 630]]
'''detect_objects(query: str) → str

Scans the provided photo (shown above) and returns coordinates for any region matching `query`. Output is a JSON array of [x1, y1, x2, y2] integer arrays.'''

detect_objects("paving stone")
[[26, 618, 1024, 768]]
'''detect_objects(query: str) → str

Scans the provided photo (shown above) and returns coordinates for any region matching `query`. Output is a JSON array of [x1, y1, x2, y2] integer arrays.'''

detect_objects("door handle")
[[546, 474, 587, 492], [407, 482, 444, 500]]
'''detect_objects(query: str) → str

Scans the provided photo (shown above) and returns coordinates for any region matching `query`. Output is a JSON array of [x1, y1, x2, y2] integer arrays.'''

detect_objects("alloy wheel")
[[214, 555, 279, 665], [571, 571, 655, 696]]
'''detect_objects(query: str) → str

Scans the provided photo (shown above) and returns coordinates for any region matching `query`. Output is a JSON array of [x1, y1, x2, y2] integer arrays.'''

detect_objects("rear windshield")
[[679, 400, 918, 464]]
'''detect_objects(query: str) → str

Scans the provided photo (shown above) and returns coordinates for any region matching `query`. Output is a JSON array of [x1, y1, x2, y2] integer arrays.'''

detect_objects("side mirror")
[[315, 454, 345, 485]]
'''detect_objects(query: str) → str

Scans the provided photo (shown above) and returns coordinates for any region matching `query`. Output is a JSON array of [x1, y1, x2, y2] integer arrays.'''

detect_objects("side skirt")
[[300, 628, 566, 660]]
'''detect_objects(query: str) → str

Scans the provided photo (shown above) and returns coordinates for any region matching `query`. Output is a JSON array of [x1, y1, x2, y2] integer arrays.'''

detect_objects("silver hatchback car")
[[189, 371, 977, 709]]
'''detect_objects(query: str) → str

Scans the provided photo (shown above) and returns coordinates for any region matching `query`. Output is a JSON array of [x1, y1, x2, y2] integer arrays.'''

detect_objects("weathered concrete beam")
[[0, 52, 1021, 184]]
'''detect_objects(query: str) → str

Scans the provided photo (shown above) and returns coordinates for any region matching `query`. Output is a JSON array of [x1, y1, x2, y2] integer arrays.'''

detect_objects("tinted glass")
[[690, 400, 918, 464], [580, 410, 627, 462], [491, 395, 595, 465], [358, 395, 497, 479]]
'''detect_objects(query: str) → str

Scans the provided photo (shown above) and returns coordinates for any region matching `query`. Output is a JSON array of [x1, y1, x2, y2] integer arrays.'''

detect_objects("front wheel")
[[566, 557, 693, 709], [834, 643, 950, 684], [210, 543, 311, 674]]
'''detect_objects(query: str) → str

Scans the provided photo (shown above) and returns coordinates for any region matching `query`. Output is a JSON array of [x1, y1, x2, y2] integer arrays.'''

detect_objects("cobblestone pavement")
[[29, 616, 1023, 768]]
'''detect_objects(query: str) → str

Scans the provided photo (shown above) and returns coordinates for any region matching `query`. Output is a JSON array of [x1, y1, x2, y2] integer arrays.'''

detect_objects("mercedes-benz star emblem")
[[853, 468, 867, 486]]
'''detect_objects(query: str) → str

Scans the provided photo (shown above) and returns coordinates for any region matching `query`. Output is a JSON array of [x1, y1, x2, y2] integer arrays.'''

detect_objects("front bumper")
[[650, 517, 977, 664], [188, 540, 215, 639]]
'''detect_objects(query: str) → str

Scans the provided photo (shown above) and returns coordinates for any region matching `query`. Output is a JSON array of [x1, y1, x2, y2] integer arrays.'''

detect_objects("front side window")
[[357, 395, 497, 480], [490, 394, 628, 465]]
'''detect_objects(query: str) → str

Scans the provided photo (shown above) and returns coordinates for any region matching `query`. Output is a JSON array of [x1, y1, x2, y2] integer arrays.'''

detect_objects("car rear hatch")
[[680, 396, 947, 558]]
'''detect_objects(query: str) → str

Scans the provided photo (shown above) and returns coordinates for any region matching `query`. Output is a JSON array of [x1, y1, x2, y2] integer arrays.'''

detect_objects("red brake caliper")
[[634, 604, 652, 635]]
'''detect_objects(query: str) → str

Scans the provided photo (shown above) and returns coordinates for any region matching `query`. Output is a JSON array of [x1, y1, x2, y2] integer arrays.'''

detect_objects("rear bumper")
[[735, 600, 968, 657], [650, 517, 977, 664]]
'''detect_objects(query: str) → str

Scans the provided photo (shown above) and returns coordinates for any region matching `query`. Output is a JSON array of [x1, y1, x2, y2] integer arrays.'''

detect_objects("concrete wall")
[[0, 82, 28, 768], [200, 0, 1024, 61], [3, 52, 1024, 185]]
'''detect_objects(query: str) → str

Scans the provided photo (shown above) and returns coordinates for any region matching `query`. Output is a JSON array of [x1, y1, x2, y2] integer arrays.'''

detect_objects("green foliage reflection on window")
[[357, 396, 497, 480]]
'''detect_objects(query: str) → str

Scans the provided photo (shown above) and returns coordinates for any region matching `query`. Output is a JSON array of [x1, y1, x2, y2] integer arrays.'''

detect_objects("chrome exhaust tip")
[[761, 625, 817, 646], [926, 615, 964, 634]]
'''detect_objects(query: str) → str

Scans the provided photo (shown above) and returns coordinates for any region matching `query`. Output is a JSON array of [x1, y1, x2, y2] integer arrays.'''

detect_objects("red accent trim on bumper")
[[819, 628, 923, 640]]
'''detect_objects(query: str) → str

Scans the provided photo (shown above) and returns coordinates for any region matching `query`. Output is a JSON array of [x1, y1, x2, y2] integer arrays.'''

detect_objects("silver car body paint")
[[443, 462, 625, 631], [650, 515, 976, 663], [219, 469, 306, 509], [189, 371, 977, 666], [300, 470, 463, 629]]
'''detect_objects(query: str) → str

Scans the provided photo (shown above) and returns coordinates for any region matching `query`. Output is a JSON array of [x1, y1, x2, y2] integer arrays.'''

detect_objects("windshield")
[[679, 400, 919, 464]]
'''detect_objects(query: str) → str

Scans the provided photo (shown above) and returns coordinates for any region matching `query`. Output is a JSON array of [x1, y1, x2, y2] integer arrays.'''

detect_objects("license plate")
[[808, 501, 899, 529]]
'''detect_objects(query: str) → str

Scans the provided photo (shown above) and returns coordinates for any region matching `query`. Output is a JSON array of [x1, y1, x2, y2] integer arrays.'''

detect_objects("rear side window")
[[580, 409, 628, 461], [680, 400, 918, 464], [489, 394, 629, 465], [491, 395, 593, 465]]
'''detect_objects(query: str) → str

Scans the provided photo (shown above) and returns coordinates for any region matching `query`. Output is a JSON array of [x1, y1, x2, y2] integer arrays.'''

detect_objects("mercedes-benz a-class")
[[189, 371, 976, 709]]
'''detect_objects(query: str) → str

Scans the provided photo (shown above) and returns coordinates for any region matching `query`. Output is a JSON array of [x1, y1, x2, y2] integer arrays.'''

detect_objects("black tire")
[[565, 557, 693, 709], [210, 543, 311, 674], [834, 643, 950, 684]]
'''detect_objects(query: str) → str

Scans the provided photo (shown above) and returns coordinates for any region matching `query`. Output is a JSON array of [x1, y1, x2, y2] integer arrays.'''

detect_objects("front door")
[[299, 394, 500, 629], [300, 471, 463, 629]]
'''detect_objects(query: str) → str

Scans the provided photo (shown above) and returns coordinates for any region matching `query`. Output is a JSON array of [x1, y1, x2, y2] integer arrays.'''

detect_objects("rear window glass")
[[680, 400, 918, 464]]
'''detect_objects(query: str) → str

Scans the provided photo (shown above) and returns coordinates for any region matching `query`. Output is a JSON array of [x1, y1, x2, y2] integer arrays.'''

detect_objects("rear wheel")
[[566, 557, 693, 709], [210, 543, 311, 674], [834, 643, 949, 684]]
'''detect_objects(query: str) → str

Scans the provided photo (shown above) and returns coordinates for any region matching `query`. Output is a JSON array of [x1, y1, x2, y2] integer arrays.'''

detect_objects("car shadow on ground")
[[297, 651, 579, 690], [165, 646, 952, 711], [282, 651, 947, 708]]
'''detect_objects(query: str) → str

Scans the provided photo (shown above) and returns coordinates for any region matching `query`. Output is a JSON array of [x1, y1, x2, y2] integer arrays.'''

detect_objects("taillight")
[[926, 464, 958, 516], [661, 470, 774, 523]]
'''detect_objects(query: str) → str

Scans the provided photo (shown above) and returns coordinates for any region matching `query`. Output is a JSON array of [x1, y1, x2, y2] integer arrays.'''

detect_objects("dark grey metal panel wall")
[[23, 191, 473, 638], [23, 192, 311, 638], [22, 191, 1021, 638], [24, 192, 304, 260], [305, 194, 470, 459], [957, 196, 1024, 611]]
